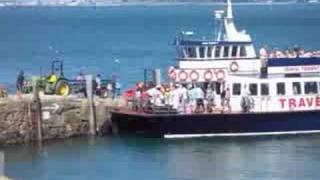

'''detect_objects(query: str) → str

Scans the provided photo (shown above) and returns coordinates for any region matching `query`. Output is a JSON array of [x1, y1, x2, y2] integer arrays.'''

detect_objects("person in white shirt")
[[171, 88, 180, 110], [193, 84, 205, 113], [259, 46, 268, 58], [170, 83, 184, 111], [147, 85, 164, 107], [177, 84, 187, 106]]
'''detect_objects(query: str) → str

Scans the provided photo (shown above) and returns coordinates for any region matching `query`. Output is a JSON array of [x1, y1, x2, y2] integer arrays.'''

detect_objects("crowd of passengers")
[[259, 46, 320, 59], [129, 81, 235, 114]]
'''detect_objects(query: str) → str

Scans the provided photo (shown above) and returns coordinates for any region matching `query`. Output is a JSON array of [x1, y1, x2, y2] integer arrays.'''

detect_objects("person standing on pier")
[[76, 72, 87, 98], [95, 74, 101, 96], [16, 70, 24, 99]]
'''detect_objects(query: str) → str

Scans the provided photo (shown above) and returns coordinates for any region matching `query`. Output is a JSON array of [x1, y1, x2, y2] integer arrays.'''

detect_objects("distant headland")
[[0, 0, 317, 7]]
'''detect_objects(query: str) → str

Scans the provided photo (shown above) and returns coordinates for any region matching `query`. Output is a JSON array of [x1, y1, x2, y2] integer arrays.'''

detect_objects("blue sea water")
[[3, 135, 320, 180], [1, 3, 320, 180], [1, 4, 320, 91]]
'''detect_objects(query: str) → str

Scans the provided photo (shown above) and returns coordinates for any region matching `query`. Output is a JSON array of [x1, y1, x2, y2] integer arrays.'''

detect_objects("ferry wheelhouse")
[[111, 0, 320, 138]]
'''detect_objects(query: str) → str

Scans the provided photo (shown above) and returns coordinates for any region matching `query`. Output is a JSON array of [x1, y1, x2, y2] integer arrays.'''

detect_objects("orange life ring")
[[179, 70, 188, 81], [189, 70, 200, 81], [216, 69, 226, 81], [229, 61, 239, 72], [203, 70, 213, 81]]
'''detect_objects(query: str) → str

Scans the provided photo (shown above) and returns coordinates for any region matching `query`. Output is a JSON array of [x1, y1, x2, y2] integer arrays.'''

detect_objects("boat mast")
[[223, 0, 252, 42], [226, 0, 233, 19], [224, 0, 240, 41]]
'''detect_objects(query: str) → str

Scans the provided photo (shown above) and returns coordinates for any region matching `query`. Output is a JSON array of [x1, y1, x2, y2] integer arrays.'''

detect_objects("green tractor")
[[43, 60, 70, 96]]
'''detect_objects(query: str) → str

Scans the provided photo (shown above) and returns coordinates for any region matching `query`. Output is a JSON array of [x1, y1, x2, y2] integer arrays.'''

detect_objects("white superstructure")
[[168, 0, 320, 113]]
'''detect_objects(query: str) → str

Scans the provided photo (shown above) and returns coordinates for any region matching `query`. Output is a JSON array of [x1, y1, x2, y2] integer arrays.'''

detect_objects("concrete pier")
[[0, 94, 125, 145]]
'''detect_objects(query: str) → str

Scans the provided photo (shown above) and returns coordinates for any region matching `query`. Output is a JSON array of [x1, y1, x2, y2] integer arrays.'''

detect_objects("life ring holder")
[[216, 69, 226, 81], [203, 70, 213, 81], [179, 70, 188, 82], [189, 70, 200, 81], [229, 61, 239, 72]]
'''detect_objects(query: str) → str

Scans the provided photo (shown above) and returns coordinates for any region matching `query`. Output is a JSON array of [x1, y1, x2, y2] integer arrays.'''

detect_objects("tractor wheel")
[[55, 80, 70, 96]]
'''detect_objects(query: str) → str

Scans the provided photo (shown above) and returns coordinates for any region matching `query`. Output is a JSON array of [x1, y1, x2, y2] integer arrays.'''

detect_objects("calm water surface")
[[3, 135, 320, 180], [1, 4, 320, 180]]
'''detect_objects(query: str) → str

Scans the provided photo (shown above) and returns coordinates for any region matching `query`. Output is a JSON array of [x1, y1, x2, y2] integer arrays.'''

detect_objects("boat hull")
[[111, 110, 320, 138]]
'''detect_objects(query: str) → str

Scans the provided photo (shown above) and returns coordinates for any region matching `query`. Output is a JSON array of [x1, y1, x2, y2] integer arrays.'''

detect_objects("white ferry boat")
[[111, 0, 320, 138]]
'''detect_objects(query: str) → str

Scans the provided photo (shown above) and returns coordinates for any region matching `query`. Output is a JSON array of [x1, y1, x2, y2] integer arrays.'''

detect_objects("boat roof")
[[267, 57, 320, 67], [178, 39, 253, 46]]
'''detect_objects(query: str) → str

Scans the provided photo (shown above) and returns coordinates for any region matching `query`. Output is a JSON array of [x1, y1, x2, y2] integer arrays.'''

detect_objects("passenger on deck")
[[268, 51, 276, 58], [206, 84, 216, 113], [132, 83, 142, 111], [162, 86, 171, 108], [259, 46, 268, 59], [301, 50, 312, 58], [220, 87, 230, 113], [171, 84, 181, 111], [107, 83, 113, 98], [168, 83, 175, 108], [177, 84, 188, 108], [241, 90, 251, 113], [225, 87, 231, 112], [172, 83, 184, 113], [185, 84, 194, 114], [193, 84, 205, 113], [293, 45, 301, 57], [276, 50, 285, 58], [147, 84, 164, 107], [265, 46, 320, 59], [220, 88, 226, 110]]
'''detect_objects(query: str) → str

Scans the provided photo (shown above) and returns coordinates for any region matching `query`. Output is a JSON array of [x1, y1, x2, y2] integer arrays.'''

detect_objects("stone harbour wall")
[[0, 101, 31, 144], [0, 95, 125, 145]]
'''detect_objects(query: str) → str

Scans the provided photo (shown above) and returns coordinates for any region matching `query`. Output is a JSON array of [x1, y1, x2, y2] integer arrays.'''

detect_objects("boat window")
[[260, 83, 269, 96], [187, 47, 197, 58], [182, 48, 187, 58], [223, 46, 230, 58], [292, 82, 301, 95], [304, 81, 318, 94], [249, 83, 258, 96], [240, 46, 247, 57], [277, 83, 286, 95], [207, 46, 213, 58], [231, 46, 238, 57], [232, 83, 241, 95], [184, 47, 189, 57], [199, 46, 205, 58], [215, 46, 221, 58]]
